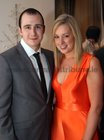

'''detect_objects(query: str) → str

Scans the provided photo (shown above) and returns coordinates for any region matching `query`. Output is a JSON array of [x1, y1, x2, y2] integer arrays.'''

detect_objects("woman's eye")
[[65, 35, 69, 37], [54, 36, 59, 39], [63, 34, 70, 38]]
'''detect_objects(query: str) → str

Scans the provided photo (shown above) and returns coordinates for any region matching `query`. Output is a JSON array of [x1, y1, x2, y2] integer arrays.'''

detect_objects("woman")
[[51, 14, 103, 140]]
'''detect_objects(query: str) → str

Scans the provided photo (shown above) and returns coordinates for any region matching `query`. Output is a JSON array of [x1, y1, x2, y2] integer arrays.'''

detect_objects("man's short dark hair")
[[86, 26, 101, 42], [19, 8, 44, 28]]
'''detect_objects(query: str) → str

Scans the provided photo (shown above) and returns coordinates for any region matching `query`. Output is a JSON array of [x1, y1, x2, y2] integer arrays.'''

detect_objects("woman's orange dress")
[[51, 53, 99, 140]]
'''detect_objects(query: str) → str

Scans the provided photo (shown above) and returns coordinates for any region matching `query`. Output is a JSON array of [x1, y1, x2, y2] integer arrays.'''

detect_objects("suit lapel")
[[16, 43, 44, 99], [41, 49, 53, 101], [41, 49, 52, 80]]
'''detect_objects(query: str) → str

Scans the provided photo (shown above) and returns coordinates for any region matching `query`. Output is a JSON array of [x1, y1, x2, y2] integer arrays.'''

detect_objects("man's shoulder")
[[41, 48, 53, 53], [94, 47, 104, 55], [0, 44, 21, 63], [94, 47, 104, 74], [41, 48, 54, 57], [1, 47, 16, 55], [0, 43, 21, 58]]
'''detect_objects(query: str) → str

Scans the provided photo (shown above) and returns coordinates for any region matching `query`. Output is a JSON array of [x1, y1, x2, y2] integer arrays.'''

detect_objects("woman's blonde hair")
[[52, 14, 83, 67]]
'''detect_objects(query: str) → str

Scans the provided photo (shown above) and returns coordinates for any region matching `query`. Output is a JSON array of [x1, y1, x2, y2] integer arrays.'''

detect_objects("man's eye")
[[35, 25, 42, 29], [25, 26, 31, 29], [36, 25, 41, 28]]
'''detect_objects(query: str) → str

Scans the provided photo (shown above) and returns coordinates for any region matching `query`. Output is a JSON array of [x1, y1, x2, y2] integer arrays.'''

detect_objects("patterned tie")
[[33, 52, 47, 101]]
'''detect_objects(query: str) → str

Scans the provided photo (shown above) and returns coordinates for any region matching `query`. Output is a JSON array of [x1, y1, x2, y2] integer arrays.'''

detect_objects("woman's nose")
[[59, 37, 64, 44]]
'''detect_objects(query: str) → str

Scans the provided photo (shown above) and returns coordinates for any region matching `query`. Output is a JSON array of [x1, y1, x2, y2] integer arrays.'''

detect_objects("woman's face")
[[54, 24, 75, 55]]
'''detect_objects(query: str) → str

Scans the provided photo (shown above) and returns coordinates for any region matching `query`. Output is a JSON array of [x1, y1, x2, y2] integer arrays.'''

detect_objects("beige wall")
[[0, 0, 55, 52]]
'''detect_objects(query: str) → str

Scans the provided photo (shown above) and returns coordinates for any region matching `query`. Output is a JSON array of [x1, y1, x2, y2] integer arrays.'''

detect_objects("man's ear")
[[43, 25, 45, 34], [18, 27, 22, 36]]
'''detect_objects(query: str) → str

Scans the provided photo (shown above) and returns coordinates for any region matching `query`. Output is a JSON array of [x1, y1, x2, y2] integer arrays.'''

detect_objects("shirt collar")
[[20, 38, 41, 57]]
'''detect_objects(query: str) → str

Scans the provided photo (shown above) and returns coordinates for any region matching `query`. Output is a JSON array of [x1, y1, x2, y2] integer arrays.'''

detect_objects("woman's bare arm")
[[83, 57, 103, 140]]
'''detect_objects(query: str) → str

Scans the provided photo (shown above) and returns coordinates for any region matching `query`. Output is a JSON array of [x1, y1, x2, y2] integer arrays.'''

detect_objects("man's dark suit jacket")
[[94, 47, 104, 74], [0, 43, 55, 140], [94, 47, 104, 140]]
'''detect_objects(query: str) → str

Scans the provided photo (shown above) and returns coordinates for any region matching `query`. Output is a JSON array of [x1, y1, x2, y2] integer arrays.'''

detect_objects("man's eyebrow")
[[23, 24, 31, 27], [23, 24, 45, 28]]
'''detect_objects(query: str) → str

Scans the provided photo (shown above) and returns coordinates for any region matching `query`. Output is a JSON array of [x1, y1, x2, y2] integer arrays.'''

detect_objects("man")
[[0, 8, 54, 140], [94, 47, 104, 140], [82, 26, 101, 54]]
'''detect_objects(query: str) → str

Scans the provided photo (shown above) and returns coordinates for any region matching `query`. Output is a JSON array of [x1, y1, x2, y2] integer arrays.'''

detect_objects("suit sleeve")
[[94, 49, 104, 74], [0, 55, 16, 140]]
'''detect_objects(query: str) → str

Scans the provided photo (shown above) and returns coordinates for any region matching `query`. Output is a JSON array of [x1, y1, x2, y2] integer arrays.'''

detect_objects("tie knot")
[[33, 52, 40, 59], [33, 52, 39, 56]]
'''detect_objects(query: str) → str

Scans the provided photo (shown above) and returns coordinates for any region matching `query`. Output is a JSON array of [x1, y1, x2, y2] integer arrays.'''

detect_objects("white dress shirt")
[[20, 38, 51, 92]]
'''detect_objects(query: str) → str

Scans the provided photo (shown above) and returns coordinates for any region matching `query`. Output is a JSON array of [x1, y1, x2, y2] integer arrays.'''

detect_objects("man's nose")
[[31, 27, 37, 35]]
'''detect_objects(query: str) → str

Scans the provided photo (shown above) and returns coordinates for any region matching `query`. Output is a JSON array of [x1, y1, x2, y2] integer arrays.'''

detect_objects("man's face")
[[19, 13, 45, 51]]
